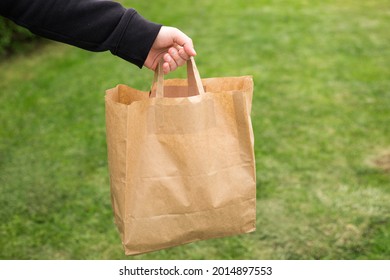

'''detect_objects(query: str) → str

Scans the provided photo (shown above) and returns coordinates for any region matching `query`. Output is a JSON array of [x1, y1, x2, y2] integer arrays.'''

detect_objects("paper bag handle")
[[153, 57, 205, 98]]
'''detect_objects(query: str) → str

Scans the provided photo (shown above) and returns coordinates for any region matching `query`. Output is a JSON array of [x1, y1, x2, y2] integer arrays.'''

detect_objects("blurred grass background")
[[0, 0, 389, 259]]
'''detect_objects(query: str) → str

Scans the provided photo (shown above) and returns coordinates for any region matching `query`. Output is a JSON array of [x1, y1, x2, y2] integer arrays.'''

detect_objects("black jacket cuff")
[[112, 9, 162, 68]]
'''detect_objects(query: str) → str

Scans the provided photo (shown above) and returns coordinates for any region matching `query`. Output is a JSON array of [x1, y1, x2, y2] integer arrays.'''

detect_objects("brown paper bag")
[[105, 58, 256, 255]]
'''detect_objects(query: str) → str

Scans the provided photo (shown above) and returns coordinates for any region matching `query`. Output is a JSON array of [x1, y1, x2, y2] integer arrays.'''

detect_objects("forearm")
[[0, 0, 162, 67]]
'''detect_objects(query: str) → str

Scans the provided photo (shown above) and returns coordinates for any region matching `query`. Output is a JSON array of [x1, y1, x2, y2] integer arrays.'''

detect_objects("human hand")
[[144, 26, 196, 74]]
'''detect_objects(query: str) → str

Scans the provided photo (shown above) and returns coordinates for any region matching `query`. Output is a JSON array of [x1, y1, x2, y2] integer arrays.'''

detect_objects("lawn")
[[0, 0, 389, 259]]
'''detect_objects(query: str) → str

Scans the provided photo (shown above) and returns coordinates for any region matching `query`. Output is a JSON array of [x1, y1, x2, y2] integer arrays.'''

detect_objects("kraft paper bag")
[[105, 58, 256, 255]]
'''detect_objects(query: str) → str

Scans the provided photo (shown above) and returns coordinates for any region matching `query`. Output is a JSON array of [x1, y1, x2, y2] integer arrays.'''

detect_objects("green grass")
[[0, 0, 389, 259]]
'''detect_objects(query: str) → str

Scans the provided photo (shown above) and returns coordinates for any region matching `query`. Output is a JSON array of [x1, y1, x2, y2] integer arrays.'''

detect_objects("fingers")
[[162, 45, 190, 74], [169, 46, 187, 65], [175, 44, 191, 60], [162, 61, 171, 75], [148, 26, 197, 74], [162, 53, 176, 74]]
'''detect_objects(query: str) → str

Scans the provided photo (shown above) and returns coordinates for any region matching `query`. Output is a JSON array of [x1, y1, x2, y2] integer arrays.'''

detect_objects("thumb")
[[183, 41, 197, 57], [174, 29, 197, 57]]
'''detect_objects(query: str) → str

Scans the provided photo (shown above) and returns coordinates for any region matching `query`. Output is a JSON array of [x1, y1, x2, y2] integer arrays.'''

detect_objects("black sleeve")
[[0, 0, 162, 68]]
